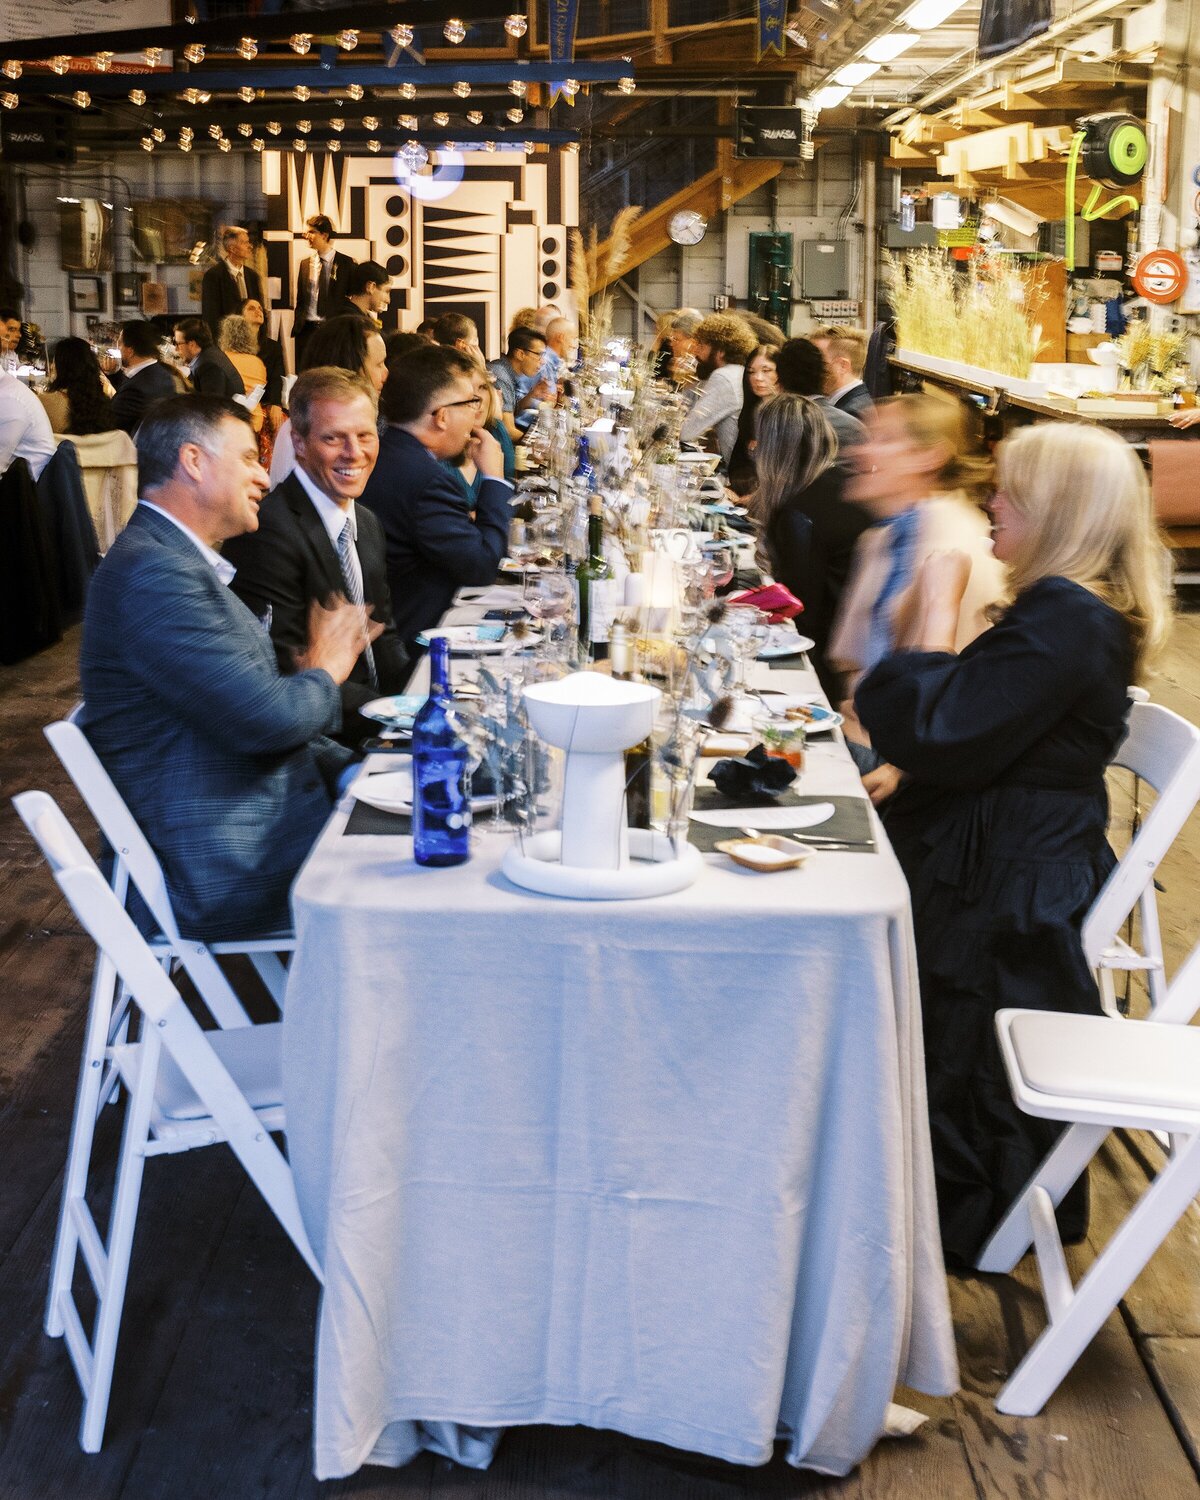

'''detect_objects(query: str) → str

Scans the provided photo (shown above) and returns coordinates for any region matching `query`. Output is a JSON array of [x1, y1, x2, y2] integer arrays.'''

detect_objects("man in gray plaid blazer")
[[80, 395, 380, 941]]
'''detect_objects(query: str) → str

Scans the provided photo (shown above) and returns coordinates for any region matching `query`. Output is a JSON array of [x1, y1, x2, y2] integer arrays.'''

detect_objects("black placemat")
[[344, 801, 411, 836], [688, 789, 875, 854]]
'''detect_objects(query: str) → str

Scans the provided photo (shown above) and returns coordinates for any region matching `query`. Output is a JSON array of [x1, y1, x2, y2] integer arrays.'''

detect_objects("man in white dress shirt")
[[679, 313, 758, 465], [0, 368, 56, 480]]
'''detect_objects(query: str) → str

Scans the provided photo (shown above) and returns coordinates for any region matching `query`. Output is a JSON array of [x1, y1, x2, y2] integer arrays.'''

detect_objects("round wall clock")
[[668, 210, 707, 246]]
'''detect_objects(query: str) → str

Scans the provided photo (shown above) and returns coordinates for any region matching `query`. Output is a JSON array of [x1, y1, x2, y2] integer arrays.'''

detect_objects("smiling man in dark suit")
[[225, 368, 408, 747], [109, 321, 178, 435], [359, 344, 511, 653]]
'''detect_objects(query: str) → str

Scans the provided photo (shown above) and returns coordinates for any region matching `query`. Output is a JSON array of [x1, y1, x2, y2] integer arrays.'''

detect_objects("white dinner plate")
[[351, 766, 495, 814], [690, 801, 836, 831], [415, 624, 538, 655], [757, 634, 816, 660], [758, 700, 844, 736], [359, 693, 425, 727]]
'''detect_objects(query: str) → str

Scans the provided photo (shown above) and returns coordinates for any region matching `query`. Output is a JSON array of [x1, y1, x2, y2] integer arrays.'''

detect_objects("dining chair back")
[[1084, 700, 1200, 1016], [13, 790, 320, 1454], [976, 938, 1200, 1415], [60, 429, 138, 552]]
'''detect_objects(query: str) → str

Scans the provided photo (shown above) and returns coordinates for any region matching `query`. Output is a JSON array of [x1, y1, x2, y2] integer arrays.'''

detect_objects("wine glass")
[[523, 569, 575, 665], [706, 542, 735, 592]]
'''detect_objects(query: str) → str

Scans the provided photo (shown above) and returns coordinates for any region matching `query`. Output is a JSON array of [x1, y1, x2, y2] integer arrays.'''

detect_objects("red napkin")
[[726, 583, 804, 624]]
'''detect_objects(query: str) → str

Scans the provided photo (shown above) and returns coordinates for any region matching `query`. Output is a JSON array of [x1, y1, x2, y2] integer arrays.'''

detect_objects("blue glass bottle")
[[573, 433, 596, 491], [412, 635, 471, 867]]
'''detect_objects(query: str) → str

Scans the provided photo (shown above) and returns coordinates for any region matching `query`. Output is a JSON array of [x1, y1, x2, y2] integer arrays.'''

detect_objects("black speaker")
[[1, 108, 76, 165]]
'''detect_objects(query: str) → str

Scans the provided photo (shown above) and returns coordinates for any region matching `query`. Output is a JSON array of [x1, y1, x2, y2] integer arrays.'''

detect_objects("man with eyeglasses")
[[359, 344, 511, 652]]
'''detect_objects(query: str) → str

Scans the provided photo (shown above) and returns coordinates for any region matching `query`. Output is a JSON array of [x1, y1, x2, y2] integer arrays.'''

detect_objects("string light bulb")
[[400, 81, 417, 100], [0, 93, 17, 110], [141, 136, 154, 151], [467, 110, 483, 124], [562, 78, 580, 98], [452, 81, 471, 98], [252, 137, 265, 151], [143, 46, 162, 66], [296, 119, 311, 133], [398, 113, 417, 130], [93, 52, 113, 72], [238, 85, 255, 103], [337, 29, 358, 50], [294, 138, 307, 153], [207, 122, 223, 138], [151, 126, 165, 141], [444, 18, 466, 43], [294, 84, 310, 101], [237, 37, 258, 60], [367, 138, 381, 152], [71, 90, 91, 108], [328, 139, 341, 152], [484, 139, 496, 151], [433, 111, 449, 126], [237, 121, 253, 136], [2, 61, 20, 80], [509, 79, 527, 97], [504, 13, 528, 37], [506, 107, 523, 122], [182, 43, 204, 63], [400, 140, 428, 170], [49, 56, 71, 75], [267, 120, 281, 134], [617, 76, 636, 93], [218, 136, 232, 152], [564, 141, 579, 153], [128, 88, 147, 105], [346, 83, 364, 101], [179, 124, 194, 140], [524, 140, 535, 152], [390, 24, 413, 46], [330, 116, 345, 131], [363, 114, 380, 130], [179, 136, 192, 152], [290, 33, 312, 54]]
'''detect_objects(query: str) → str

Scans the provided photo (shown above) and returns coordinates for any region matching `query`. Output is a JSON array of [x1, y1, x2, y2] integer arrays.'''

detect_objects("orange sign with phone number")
[[1132, 249, 1189, 304]]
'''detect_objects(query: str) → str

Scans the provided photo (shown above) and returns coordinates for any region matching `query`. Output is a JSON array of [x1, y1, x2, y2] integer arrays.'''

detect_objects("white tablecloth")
[[283, 615, 958, 1481]]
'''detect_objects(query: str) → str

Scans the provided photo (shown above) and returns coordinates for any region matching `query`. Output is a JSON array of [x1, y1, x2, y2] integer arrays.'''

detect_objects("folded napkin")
[[709, 744, 797, 801], [726, 582, 804, 623]]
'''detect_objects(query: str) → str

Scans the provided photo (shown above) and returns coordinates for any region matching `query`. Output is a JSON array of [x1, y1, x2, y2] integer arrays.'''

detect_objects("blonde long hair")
[[748, 393, 839, 572], [996, 423, 1169, 679], [876, 393, 993, 504]]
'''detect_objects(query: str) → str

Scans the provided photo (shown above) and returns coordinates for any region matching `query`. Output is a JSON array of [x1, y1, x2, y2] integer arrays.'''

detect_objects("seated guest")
[[270, 315, 387, 484], [445, 352, 514, 494], [487, 326, 548, 442], [330, 260, 391, 325], [80, 395, 376, 940], [0, 308, 21, 372], [110, 321, 177, 435], [226, 369, 407, 748], [0, 367, 56, 479], [811, 325, 874, 420], [775, 337, 866, 453], [537, 316, 578, 397], [680, 313, 758, 464], [218, 314, 267, 432], [741, 312, 788, 348], [748, 393, 871, 685], [241, 296, 285, 434], [173, 318, 243, 400], [386, 330, 427, 362], [829, 394, 1005, 777], [652, 309, 701, 384], [433, 312, 480, 357], [40, 337, 115, 435], [855, 423, 1169, 1267], [416, 317, 437, 342], [360, 344, 511, 652], [726, 343, 778, 497]]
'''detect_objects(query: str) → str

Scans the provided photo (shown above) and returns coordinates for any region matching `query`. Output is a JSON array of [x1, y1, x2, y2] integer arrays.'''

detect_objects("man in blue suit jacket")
[[359, 344, 511, 651], [80, 395, 379, 940]]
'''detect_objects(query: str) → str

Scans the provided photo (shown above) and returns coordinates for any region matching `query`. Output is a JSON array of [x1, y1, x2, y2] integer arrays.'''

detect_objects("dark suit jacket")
[[815, 396, 866, 450], [80, 504, 352, 941], [832, 382, 874, 421], [191, 345, 245, 399], [295, 250, 354, 326], [259, 335, 286, 407], [110, 361, 178, 435], [201, 259, 264, 341], [359, 426, 512, 651], [224, 472, 409, 747]]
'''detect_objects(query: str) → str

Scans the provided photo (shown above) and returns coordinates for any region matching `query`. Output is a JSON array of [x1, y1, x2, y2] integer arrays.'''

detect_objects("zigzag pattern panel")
[[259, 147, 579, 362]]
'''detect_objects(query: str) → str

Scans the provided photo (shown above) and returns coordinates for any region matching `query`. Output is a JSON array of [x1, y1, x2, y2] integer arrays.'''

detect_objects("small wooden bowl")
[[714, 835, 811, 872]]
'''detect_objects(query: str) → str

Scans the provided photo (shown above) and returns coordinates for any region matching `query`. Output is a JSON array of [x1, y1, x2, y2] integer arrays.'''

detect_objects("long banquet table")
[[282, 588, 959, 1481]]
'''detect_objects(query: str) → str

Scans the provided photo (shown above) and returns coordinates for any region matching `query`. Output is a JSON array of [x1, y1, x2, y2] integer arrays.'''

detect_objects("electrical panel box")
[[801, 239, 849, 300]]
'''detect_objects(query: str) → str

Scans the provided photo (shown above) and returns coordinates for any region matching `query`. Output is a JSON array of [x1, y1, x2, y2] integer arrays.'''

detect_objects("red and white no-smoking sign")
[[1132, 248, 1189, 304]]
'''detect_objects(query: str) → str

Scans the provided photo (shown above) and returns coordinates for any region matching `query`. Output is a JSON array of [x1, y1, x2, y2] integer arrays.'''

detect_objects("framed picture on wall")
[[69, 276, 104, 314], [114, 272, 142, 307]]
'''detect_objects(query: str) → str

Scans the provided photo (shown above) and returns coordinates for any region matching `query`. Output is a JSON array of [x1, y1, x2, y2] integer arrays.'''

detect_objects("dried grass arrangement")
[[1115, 324, 1188, 392], [886, 249, 1047, 379], [571, 206, 642, 358]]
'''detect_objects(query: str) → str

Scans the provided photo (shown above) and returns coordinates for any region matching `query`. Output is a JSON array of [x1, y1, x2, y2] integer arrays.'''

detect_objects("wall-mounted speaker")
[[1, 109, 75, 165]]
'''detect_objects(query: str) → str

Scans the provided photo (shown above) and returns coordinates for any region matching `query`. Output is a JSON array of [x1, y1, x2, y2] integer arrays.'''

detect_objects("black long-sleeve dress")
[[855, 577, 1133, 1266]]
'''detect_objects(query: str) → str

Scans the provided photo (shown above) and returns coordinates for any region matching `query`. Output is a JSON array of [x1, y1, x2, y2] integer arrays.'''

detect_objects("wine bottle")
[[610, 622, 652, 830], [575, 497, 615, 661], [573, 433, 596, 492], [411, 635, 471, 867]]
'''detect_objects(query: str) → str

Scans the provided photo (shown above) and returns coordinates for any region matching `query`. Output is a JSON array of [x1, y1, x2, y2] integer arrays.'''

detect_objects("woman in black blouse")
[[855, 423, 1169, 1266]]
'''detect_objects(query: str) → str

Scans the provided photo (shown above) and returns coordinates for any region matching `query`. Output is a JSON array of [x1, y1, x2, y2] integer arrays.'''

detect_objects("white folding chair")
[[1084, 700, 1200, 1017], [14, 791, 321, 1454], [976, 940, 1200, 1415]]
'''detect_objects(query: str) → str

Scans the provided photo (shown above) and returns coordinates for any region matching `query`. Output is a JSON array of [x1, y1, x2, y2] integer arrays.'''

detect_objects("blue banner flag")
[[548, 0, 580, 105], [758, 0, 787, 59]]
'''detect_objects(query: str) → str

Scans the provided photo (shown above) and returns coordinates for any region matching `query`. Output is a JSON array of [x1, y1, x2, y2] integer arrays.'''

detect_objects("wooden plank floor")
[[1, 612, 1200, 1499]]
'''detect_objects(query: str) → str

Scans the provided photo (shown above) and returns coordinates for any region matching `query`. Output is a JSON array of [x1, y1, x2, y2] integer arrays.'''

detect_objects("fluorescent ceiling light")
[[812, 84, 851, 108], [832, 61, 880, 85], [863, 31, 920, 61], [903, 0, 968, 29]]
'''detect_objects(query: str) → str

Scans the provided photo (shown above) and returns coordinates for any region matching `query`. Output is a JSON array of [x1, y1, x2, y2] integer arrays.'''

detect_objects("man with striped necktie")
[[226, 367, 409, 748]]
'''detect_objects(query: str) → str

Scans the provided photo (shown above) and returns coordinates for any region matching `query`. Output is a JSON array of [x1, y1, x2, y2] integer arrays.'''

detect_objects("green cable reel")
[[1064, 113, 1146, 268]]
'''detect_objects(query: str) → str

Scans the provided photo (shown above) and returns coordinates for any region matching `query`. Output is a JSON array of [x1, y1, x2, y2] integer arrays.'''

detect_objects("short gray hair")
[[289, 366, 377, 439], [136, 394, 252, 493], [221, 224, 249, 250]]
